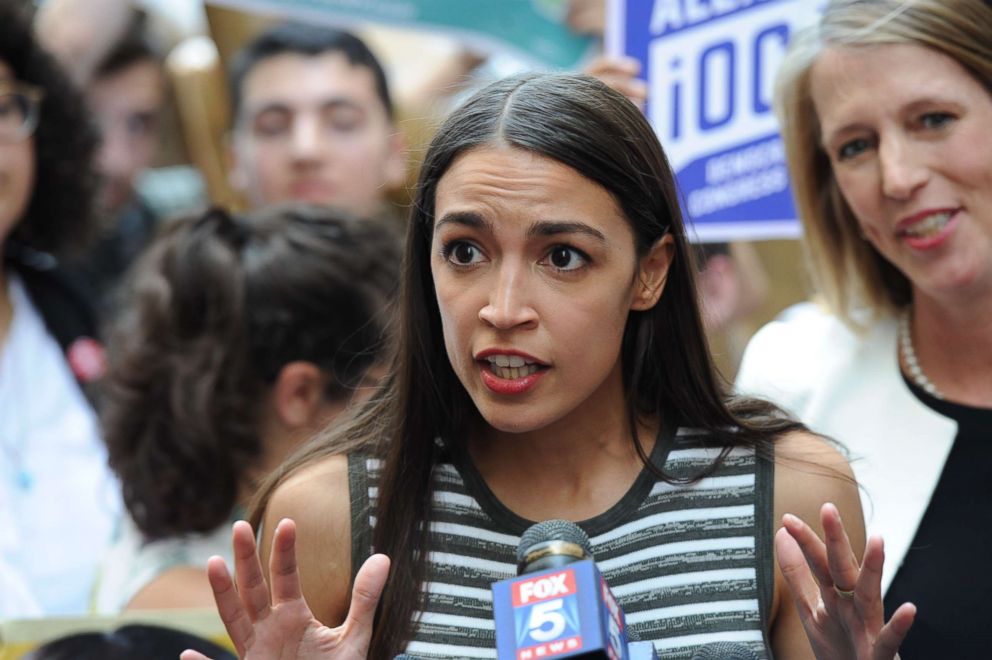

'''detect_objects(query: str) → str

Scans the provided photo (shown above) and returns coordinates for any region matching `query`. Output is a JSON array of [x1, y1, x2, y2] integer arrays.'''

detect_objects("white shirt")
[[0, 273, 121, 616], [735, 302, 957, 594]]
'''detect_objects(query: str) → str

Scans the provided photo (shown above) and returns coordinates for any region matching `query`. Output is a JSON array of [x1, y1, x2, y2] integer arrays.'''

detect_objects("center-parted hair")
[[102, 203, 400, 539]]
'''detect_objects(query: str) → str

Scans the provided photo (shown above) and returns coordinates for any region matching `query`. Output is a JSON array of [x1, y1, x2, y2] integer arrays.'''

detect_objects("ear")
[[383, 127, 408, 190], [271, 361, 328, 429], [630, 234, 676, 311]]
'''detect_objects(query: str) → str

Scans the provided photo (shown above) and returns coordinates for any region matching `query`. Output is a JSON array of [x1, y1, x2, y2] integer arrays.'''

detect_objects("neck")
[[468, 371, 658, 522], [904, 292, 992, 407]]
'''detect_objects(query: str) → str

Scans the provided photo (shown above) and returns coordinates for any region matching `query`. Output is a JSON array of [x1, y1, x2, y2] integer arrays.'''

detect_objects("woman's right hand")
[[180, 519, 389, 660]]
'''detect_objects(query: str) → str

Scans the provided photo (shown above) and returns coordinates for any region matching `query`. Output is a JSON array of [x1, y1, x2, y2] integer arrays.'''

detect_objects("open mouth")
[[898, 210, 956, 240], [482, 354, 548, 380]]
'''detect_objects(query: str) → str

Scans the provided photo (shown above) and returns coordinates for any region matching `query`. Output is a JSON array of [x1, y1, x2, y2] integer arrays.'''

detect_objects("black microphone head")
[[516, 520, 593, 574], [690, 641, 759, 660]]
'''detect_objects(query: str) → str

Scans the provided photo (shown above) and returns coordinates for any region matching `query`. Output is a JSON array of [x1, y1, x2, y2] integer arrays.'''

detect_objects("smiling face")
[[0, 60, 35, 246], [229, 52, 405, 217], [431, 145, 672, 436], [811, 43, 992, 302]]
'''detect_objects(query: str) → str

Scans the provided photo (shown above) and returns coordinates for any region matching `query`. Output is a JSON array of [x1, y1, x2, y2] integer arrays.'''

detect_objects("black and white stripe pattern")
[[354, 428, 774, 659]]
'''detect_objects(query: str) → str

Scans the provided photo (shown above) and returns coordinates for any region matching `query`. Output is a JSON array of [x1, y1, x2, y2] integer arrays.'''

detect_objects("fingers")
[[342, 554, 391, 649], [179, 652, 212, 660], [583, 55, 648, 109], [232, 520, 272, 621], [781, 513, 832, 590], [268, 518, 304, 604], [820, 503, 860, 592], [774, 526, 822, 620], [856, 535, 887, 623], [205, 555, 254, 657], [873, 602, 916, 660]]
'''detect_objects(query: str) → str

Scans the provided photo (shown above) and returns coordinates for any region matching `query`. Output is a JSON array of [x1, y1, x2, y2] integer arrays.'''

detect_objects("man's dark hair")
[[228, 22, 394, 123]]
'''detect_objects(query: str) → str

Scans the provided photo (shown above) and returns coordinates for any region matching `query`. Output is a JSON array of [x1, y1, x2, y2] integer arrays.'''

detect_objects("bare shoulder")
[[773, 430, 862, 533], [124, 566, 213, 611], [260, 453, 354, 627]]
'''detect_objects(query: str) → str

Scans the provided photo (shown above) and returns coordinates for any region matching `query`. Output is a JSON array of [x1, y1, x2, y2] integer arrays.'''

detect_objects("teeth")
[[486, 355, 530, 368], [904, 212, 952, 238], [490, 364, 541, 380]]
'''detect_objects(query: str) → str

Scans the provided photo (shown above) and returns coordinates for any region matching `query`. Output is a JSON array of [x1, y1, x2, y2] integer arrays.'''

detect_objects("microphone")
[[690, 642, 759, 660], [492, 520, 658, 659]]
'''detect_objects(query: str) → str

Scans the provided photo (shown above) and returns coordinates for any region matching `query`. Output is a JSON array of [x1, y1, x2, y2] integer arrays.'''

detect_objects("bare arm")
[[182, 455, 387, 660], [259, 454, 357, 626]]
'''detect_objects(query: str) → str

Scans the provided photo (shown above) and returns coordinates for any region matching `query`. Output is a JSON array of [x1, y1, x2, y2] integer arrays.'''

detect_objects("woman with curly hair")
[[0, 0, 119, 616], [93, 203, 399, 613]]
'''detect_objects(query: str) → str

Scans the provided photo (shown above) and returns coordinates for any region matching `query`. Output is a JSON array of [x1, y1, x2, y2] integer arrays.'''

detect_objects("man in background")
[[226, 23, 407, 220], [36, 0, 202, 316]]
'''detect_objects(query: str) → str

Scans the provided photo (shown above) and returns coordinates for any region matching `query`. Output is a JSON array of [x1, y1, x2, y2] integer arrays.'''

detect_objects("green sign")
[[208, 0, 594, 68]]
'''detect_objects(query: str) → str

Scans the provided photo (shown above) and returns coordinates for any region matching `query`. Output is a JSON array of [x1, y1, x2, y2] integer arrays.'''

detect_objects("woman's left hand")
[[776, 503, 916, 660]]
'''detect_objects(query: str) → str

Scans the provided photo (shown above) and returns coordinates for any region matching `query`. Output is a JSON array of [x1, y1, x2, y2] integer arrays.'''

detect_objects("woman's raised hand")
[[776, 503, 916, 660], [180, 519, 389, 660], [582, 55, 648, 110]]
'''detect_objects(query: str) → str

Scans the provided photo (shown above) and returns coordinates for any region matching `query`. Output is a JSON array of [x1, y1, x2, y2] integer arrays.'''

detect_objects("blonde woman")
[[737, 1, 992, 656]]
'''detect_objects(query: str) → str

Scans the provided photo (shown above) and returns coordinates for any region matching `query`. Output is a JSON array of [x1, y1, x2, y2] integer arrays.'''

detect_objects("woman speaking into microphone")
[[184, 70, 913, 659]]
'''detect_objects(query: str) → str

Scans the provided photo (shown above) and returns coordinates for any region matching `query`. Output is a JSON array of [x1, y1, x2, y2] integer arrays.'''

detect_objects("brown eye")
[[545, 245, 587, 272], [444, 241, 483, 266]]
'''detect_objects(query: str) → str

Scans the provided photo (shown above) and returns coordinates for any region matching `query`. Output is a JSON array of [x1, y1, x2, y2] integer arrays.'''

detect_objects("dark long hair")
[[251, 73, 803, 657], [0, 1, 98, 256], [102, 203, 399, 540]]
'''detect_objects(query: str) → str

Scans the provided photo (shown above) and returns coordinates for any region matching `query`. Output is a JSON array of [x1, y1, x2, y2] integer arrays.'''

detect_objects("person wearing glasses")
[[0, 3, 121, 616]]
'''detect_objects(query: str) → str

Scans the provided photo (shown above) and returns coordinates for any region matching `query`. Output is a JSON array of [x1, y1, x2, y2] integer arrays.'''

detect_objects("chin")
[[476, 406, 556, 435]]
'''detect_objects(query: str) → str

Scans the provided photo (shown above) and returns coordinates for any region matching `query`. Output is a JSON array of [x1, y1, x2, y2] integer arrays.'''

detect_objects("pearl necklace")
[[899, 309, 945, 400]]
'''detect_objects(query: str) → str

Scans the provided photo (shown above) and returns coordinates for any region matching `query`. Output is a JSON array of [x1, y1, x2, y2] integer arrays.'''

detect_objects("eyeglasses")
[[0, 83, 43, 143]]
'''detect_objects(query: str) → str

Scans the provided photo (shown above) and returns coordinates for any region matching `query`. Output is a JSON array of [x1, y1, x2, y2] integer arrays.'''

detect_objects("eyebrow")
[[435, 211, 494, 233], [434, 212, 608, 244], [528, 221, 607, 243]]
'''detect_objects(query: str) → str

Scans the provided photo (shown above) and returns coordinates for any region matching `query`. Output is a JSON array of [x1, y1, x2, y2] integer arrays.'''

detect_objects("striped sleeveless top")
[[348, 425, 775, 659]]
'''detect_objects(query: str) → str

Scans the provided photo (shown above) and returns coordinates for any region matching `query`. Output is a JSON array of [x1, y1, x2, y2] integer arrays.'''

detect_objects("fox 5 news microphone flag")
[[607, 0, 824, 242]]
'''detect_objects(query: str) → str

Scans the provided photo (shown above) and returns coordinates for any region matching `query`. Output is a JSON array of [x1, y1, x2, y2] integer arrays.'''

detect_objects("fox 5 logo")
[[513, 571, 581, 647], [514, 595, 582, 646]]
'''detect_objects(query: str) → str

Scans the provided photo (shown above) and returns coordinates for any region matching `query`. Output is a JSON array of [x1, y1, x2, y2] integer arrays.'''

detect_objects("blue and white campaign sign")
[[607, 0, 821, 242]]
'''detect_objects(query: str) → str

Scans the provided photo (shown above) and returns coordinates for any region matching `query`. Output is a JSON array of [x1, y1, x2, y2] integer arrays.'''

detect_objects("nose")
[[478, 260, 539, 331], [98, 123, 135, 180], [290, 114, 323, 163], [878, 134, 928, 200]]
